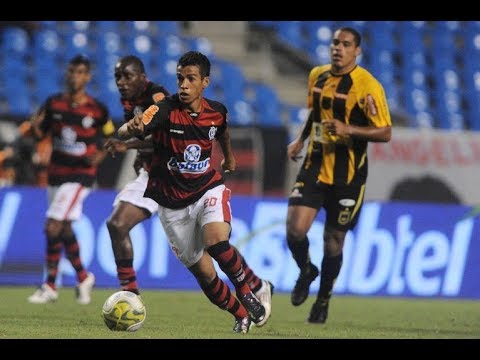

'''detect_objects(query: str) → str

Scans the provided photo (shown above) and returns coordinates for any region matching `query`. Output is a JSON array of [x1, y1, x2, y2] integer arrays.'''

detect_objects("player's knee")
[[106, 216, 129, 236], [286, 228, 307, 243], [45, 220, 62, 238]]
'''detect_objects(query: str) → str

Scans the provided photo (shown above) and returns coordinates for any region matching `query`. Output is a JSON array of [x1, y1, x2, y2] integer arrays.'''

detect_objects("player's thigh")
[[108, 201, 151, 229], [286, 205, 319, 236], [158, 206, 204, 268], [197, 184, 232, 246], [324, 183, 366, 231]]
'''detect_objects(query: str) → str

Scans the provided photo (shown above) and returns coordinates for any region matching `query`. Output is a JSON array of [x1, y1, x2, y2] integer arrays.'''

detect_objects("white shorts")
[[157, 184, 232, 268], [47, 182, 90, 221], [113, 168, 158, 214]]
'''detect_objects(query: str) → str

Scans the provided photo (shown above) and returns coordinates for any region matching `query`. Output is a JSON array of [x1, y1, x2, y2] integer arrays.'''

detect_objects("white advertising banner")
[[366, 127, 480, 205]]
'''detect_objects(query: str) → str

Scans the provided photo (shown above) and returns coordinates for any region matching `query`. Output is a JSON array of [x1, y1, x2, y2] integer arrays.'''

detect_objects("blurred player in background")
[[117, 51, 273, 333], [286, 27, 392, 324], [27, 54, 115, 304], [103, 55, 169, 296]]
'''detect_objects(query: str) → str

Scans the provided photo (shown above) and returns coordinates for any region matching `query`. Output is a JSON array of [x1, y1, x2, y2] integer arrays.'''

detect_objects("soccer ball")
[[102, 291, 146, 332]]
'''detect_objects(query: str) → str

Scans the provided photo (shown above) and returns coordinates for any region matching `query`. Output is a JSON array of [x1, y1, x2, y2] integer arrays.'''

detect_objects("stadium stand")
[[1, 21, 480, 194]]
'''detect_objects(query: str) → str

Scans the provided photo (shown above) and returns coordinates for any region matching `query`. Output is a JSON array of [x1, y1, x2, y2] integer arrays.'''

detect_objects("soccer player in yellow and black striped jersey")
[[286, 27, 392, 324]]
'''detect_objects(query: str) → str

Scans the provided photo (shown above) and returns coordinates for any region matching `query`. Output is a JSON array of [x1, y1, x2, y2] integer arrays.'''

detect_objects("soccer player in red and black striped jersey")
[[118, 51, 272, 334], [286, 27, 392, 324], [28, 54, 115, 305], [103, 55, 169, 296]]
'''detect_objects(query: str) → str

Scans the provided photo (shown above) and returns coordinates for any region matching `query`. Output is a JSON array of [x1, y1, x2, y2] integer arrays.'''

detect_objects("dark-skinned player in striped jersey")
[[103, 55, 169, 297], [286, 27, 392, 324]]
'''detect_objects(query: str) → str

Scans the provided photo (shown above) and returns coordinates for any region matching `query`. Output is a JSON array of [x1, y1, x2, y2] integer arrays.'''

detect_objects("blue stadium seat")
[[155, 21, 180, 36], [32, 29, 61, 72], [286, 105, 309, 140], [127, 34, 154, 68], [96, 32, 122, 57], [126, 21, 153, 35], [277, 21, 303, 50], [226, 99, 255, 126], [1, 27, 29, 57], [3, 78, 31, 117], [95, 21, 121, 35], [158, 58, 179, 94], [183, 36, 215, 59], [246, 81, 282, 127], [62, 32, 93, 60], [435, 90, 465, 130], [367, 21, 396, 52], [212, 60, 246, 108], [304, 21, 333, 64], [154, 34, 184, 61]]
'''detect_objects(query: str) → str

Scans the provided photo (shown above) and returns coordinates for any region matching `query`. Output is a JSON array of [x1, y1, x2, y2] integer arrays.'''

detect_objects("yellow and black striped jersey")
[[304, 64, 391, 185]]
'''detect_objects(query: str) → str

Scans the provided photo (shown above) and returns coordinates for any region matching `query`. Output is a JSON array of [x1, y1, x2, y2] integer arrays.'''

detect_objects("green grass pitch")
[[0, 286, 478, 339]]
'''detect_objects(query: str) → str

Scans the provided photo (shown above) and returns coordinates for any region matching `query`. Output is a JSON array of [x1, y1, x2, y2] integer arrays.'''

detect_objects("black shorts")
[[288, 167, 366, 231]]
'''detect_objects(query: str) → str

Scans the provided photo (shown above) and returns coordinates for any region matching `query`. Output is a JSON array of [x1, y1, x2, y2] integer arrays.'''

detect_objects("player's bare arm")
[[323, 119, 391, 142], [29, 108, 46, 139], [217, 128, 236, 173], [105, 137, 153, 158], [288, 110, 313, 161], [287, 140, 305, 162]]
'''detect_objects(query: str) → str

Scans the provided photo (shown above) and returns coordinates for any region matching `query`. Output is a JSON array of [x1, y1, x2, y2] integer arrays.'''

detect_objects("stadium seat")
[[304, 21, 333, 63], [3, 78, 31, 117], [155, 21, 180, 36], [226, 99, 255, 126], [277, 21, 303, 50], [183, 36, 215, 59], [287, 105, 309, 141], [245, 81, 282, 127], [63, 32, 93, 59], [0, 27, 29, 57], [212, 60, 247, 107]]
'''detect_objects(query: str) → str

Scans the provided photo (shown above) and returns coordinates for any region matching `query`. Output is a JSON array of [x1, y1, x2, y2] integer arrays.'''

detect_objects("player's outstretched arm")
[[118, 114, 145, 138]]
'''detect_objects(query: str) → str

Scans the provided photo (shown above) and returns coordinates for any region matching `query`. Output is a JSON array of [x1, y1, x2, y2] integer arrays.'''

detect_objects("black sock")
[[318, 253, 343, 300], [287, 235, 310, 271]]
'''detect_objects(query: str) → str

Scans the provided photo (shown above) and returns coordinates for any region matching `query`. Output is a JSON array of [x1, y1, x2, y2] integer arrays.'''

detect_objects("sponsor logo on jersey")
[[366, 94, 378, 116], [142, 105, 159, 125], [82, 115, 94, 128], [208, 126, 217, 140], [167, 144, 210, 174]]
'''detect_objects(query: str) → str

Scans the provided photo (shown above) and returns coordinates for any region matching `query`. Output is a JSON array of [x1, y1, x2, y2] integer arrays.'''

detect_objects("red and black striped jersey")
[[120, 81, 170, 121], [120, 81, 170, 172], [143, 94, 227, 209], [40, 93, 115, 187]]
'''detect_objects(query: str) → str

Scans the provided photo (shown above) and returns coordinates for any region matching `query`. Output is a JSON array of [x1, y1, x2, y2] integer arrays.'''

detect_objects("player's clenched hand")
[[126, 114, 145, 136], [221, 156, 236, 173]]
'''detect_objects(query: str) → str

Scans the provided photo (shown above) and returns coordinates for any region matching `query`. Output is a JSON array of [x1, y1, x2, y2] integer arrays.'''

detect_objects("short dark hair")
[[69, 54, 91, 70], [117, 55, 145, 73], [337, 27, 361, 47], [177, 51, 210, 78]]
